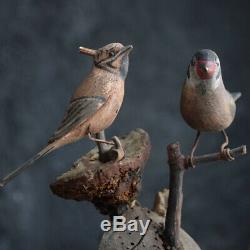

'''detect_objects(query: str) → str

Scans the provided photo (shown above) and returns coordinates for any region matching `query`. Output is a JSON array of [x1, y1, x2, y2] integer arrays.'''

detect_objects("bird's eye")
[[216, 62, 219, 66], [109, 51, 115, 57]]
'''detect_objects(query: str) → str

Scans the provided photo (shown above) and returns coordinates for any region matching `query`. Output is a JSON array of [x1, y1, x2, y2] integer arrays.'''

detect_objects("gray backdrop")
[[0, 1, 249, 250]]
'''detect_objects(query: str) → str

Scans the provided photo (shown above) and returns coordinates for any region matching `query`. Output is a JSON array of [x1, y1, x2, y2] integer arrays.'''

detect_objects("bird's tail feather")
[[0, 144, 55, 188], [231, 92, 242, 102]]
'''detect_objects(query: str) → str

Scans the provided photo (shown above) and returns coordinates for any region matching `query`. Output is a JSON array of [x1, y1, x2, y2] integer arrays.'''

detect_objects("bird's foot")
[[221, 147, 235, 161], [187, 155, 196, 168], [109, 136, 125, 162], [97, 136, 125, 163]]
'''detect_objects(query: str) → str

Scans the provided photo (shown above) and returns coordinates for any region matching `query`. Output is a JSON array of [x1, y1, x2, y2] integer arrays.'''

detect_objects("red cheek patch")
[[196, 60, 216, 80]]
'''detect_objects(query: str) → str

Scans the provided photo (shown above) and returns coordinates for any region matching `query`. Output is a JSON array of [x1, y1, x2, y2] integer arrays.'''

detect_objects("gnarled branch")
[[164, 143, 247, 250], [185, 145, 247, 168]]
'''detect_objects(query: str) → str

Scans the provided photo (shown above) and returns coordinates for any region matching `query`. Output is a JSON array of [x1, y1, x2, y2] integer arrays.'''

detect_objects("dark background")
[[0, 1, 249, 249]]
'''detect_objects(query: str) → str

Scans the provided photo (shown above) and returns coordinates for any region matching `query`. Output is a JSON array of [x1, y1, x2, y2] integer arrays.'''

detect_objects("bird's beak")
[[119, 45, 133, 56], [196, 60, 216, 80], [79, 46, 97, 56]]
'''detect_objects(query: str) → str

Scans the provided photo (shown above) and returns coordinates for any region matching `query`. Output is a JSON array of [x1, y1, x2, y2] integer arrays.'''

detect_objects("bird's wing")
[[231, 92, 242, 102], [48, 96, 106, 143]]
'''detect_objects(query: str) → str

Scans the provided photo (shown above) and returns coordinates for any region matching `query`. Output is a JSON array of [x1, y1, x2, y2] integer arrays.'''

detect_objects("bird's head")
[[79, 43, 133, 79], [186, 49, 221, 92]]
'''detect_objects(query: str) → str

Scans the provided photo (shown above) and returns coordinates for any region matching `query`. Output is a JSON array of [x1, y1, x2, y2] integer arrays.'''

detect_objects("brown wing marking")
[[48, 96, 106, 143]]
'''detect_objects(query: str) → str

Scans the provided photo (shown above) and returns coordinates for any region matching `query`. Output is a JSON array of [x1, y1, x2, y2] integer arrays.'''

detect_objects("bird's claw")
[[221, 147, 235, 161], [97, 136, 125, 163], [187, 155, 196, 168], [110, 136, 125, 162]]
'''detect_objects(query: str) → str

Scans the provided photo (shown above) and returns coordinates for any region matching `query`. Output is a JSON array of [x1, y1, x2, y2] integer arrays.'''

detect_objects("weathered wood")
[[165, 143, 185, 249], [50, 129, 151, 215], [164, 142, 247, 250], [98, 190, 200, 250]]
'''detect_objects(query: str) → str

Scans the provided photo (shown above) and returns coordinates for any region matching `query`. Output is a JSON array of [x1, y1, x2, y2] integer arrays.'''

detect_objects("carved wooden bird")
[[180, 49, 241, 166], [0, 42, 133, 187]]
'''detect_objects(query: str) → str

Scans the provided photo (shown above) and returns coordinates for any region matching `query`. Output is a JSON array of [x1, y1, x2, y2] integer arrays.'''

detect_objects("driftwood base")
[[50, 129, 151, 215], [99, 189, 200, 250]]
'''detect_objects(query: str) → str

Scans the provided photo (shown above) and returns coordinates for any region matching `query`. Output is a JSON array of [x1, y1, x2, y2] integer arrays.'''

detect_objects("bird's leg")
[[220, 130, 229, 152], [88, 132, 115, 145], [88, 131, 124, 163], [94, 131, 112, 162], [220, 130, 235, 161], [88, 131, 112, 162], [189, 131, 201, 167]]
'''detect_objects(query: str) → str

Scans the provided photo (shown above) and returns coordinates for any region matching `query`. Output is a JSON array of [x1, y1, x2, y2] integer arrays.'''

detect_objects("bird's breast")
[[88, 78, 125, 133], [72, 67, 125, 134], [180, 84, 236, 131], [72, 69, 118, 99]]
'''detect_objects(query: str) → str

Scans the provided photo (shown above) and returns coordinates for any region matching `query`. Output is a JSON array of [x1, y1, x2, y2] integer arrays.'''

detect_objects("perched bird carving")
[[180, 49, 241, 166], [0, 42, 133, 187]]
